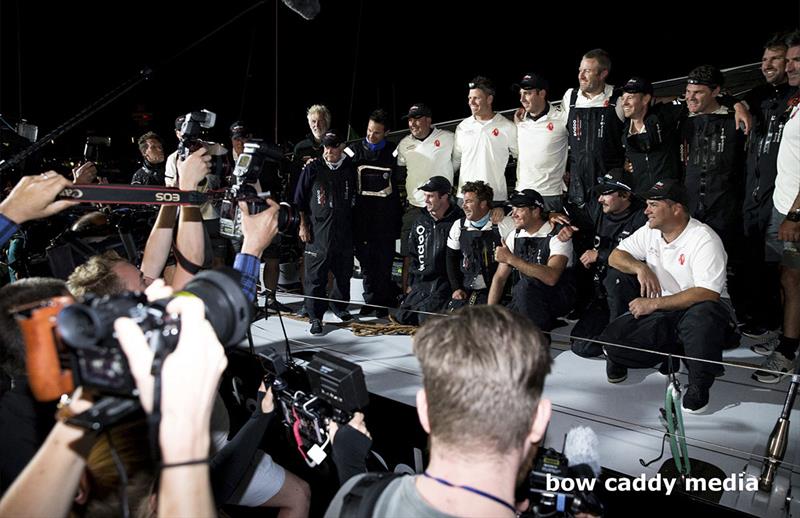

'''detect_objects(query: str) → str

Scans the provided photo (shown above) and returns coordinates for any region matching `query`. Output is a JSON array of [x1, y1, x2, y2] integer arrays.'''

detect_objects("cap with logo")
[[622, 77, 653, 96], [402, 103, 432, 120], [512, 73, 550, 92], [418, 175, 452, 194], [508, 189, 545, 209], [321, 130, 344, 147], [593, 167, 635, 195], [637, 179, 690, 207]]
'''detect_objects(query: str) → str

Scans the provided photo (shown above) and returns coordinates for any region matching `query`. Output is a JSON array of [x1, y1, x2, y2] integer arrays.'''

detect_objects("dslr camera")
[[16, 269, 252, 429], [260, 350, 369, 465], [219, 139, 299, 240]]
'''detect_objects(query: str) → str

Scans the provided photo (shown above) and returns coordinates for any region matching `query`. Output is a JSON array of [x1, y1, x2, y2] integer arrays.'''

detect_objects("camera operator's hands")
[[178, 147, 212, 191], [240, 199, 279, 257], [258, 382, 275, 414], [115, 296, 227, 463], [72, 162, 98, 185], [327, 411, 371, 442], [0, 173, 76, 224]]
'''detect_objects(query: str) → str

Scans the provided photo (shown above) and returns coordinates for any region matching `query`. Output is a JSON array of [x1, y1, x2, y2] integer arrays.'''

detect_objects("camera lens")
[[181, 269, 252, 348], [278, 202, 300, 234]]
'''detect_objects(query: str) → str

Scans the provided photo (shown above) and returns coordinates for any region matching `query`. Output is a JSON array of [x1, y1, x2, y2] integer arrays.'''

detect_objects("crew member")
[[131, 132, 166, 185], [295, 130, 357, 335], [488, 189, 574, 332], [395, 176, 463, 325], [445, 181, 514, 309]]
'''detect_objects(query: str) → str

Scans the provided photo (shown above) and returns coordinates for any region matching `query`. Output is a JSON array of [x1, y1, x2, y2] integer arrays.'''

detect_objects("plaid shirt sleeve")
[[234, 252, 260, 303], [0, 213, 19, 249]]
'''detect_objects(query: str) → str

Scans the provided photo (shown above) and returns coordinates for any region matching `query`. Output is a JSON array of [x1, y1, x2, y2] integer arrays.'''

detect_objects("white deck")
[[247, 280, 799, 515]]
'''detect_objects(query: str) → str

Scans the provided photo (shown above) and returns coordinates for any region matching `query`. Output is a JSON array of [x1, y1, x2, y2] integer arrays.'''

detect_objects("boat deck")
[[246, 280, 799, 515]]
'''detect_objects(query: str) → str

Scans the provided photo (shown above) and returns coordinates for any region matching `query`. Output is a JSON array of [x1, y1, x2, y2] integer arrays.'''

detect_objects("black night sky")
[[0, 0, 797, 172]]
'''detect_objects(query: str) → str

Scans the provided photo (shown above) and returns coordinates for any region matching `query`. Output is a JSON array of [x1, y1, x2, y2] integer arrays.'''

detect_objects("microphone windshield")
[[563, 426, 601, 476]]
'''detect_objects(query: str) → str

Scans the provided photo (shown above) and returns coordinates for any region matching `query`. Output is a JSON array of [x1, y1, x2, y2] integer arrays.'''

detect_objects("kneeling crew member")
[[488, 189, 575, 331], [445, 181, 514, 308], [601, 179, 739, 414], [395, 176, 464, 325]]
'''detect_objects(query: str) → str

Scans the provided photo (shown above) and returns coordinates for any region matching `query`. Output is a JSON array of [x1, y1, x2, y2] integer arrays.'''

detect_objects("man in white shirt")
[[445, 181, 514, 308], [601, 180, 739, 413], [488, 189, 575, 332], [453, 76, 518, 204], [396, 103, 455, 286], [753, 30, 800, 383], [513, 73, 568, 212]]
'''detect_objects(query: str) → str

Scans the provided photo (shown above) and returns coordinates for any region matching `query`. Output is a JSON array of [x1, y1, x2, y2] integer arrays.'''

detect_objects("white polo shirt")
[[617, 218, 728, 298], [561, 84, 625, 122], [396, 128, 455, 207], [453, 113, 518, 201], [503, 221, 574, 267], [515, 103, 569, 196], [774, 103, 799, 215]]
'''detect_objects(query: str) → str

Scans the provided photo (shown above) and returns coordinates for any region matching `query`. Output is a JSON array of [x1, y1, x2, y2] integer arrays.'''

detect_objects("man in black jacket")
[[295, 130, 358, 335], [740, 34, 798, 336], [561, 168, 648, 356], [346, 109, 403, 318], [395, 176, 463, 325]]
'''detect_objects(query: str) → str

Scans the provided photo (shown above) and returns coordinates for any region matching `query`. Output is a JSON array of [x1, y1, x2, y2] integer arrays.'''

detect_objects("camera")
[[177, 109, 216, 160], [16, 269, 252, 427], [260, 350, 369, 460], [517, 446, 604, 517], [219, 139, 299, 240]]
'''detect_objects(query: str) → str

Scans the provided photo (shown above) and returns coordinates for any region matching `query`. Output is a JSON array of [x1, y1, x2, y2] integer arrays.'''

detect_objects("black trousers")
[[600, 271, 738, 388], [507, 275, 575, 331], [303, 244, 353, 320], [355, 238, 397, 308], [395, 277, 450, 325]]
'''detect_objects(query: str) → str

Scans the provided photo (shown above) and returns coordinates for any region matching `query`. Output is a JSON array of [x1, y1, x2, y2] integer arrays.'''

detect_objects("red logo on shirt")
[[434, 139, 441, 147], [603, 99, 610, 107], [678, 254, 685, 266], [547, 122, 554, 131], [492, 128, 499, 137]]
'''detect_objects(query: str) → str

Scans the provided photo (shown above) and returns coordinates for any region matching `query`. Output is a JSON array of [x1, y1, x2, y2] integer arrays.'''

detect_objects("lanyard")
[[422, 472, 516, 514]]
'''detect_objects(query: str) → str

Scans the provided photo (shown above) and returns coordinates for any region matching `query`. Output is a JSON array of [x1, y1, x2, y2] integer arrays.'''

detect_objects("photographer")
[[0, 278, 72, 492], [0, 296, 226, 517], [325, 305, 553, 517], [131, 132, 166, 185], [69, 147, 212, 293]]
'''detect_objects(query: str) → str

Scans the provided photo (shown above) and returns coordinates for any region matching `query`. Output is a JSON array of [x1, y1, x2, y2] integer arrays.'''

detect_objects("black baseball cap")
[[593, 168, 634, 195], [622, 77, 653, 95], [512, 73, 549, 92], [418, 176, 452, 194], [638, 179, 690, 207], [508, 189, 545, 209], [402, 103, 432, 120], [321, 130, 344, 147], [229, 121, 249, 139], [174, 115, 186, 130], [687, 65, 724, 89]]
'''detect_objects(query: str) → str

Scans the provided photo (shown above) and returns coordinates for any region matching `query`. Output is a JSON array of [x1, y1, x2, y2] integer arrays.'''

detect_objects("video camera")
[[219, 139, 299, 240], [517, 441, 604, 517], [14, 269, 252, 430], [259, 350, 369, 466]]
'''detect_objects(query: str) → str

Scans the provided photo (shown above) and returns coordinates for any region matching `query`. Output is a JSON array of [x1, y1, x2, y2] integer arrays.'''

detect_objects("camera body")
[[16, 269, 252, 428], [177, 109, 216, 161], [219, 139, 299, 240], [260, 350, 369, 452], [518, 447, 603, 517]]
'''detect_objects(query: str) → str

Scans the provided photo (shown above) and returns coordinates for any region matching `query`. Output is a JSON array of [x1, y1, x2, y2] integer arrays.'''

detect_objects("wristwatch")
[[787, 209, 800, 223]]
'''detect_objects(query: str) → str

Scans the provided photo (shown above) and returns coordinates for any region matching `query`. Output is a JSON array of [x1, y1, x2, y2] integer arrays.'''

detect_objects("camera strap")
[[58, 184, 210, 206]]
